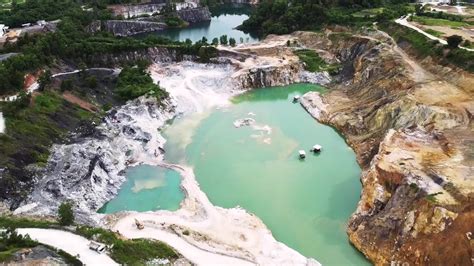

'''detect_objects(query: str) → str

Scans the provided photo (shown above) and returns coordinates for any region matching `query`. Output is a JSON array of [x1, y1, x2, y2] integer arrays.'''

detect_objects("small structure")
[[293, 95, 300, 102], [299, 150, 306, 159], [0, 24, 7, 37], [135, 218, 144, 230], [311, 144, 322, 153], [88, 241, 106, 253]]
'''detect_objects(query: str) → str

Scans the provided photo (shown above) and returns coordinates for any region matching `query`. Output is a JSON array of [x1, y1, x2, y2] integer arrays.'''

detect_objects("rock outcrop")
[[177, 7, 211, 24], [84, 46, 196, 67], [108, 3, 164, 18], [14, 97, 175, 223], [101, 20, 167, 36], [297, 30, 473, 265]]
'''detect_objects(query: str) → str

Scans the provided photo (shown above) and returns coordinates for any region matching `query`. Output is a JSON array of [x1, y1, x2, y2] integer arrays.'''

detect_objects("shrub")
[[229, 37, 236, 47], [219, 35, 228, 45], [85, 76, 98, 89], [75, 226, 178, 265], [58, 202, 74, 226], [446, 35, 463, 49], [60, 79, 73, 92]]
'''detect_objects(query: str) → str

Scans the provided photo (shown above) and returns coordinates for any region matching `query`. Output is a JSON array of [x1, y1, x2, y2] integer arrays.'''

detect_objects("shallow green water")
[[150, 6, 259, 43], [98, 165, 184, 213], [163, 84, 369, 265]]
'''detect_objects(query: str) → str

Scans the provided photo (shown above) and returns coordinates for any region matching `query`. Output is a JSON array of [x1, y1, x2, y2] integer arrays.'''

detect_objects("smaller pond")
[[98, 165, 184, 213], [150, 5, 259, 43]]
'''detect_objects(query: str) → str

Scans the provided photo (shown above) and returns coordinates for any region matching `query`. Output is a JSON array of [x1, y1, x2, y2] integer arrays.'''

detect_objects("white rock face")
[[0, 112, 5, 134], [15, 96, 175, 222]]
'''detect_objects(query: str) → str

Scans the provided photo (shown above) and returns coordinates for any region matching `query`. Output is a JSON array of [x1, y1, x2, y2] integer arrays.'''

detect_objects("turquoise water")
[[150, 6, 259, 42], [163, 84, 368, 265], [99, 165, 184, 213], [101, 84, 368, 264]]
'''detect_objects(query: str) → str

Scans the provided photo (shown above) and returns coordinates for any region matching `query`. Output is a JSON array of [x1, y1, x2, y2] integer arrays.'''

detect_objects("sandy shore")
[[109, 163, 319, 265]]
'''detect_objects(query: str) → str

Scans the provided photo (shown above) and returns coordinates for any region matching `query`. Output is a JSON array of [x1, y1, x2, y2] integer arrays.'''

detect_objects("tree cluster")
[[240, 0, 414, 35]]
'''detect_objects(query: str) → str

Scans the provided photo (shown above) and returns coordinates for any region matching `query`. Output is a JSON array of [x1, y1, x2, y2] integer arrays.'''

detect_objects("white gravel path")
[[395, 14, 474, 52], [17, 228, 118, 266]]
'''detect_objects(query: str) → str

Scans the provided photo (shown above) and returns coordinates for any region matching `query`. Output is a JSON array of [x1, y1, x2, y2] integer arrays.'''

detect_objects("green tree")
[[447, 35, 463, 49], [229, 37, 236, 47], [201, 36, 208, 44], [58, 202, 74, 226], [85, 76, 98, 89], [211, 38, 219, 46], [219, 35, 228, 45], [38, 70, 52, 91], [415, 4, 424, 15], [60, 79, 73, 92]]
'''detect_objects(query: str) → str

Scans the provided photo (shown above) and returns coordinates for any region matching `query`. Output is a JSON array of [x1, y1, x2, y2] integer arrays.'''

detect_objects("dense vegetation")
[[76, 226, 179, 265], [116, 65, 168, 102], [239, 0, 414, 35], [0, 227, 36, 261], [0, 225, 82, 265]]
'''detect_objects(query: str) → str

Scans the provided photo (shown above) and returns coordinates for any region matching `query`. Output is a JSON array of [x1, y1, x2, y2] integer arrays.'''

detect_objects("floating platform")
[[299, 150, 306, 159], [312, 144, 322, 153]]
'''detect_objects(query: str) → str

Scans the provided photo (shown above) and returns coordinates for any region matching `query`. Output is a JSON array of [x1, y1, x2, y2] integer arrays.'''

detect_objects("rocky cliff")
[[296, 30, 473, 265], [108, 3, 164, 18], [101, 20, 167, 36], [177, 7, 211, 23]]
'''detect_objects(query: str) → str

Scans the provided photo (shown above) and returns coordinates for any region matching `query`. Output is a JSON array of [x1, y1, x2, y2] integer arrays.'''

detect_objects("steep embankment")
[[296, 30, 473, 265]]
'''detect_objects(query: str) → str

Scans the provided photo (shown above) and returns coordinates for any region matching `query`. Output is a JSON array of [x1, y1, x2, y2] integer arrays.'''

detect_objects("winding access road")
[[17, 228, 118, 265], [395, 14, 474, 52]]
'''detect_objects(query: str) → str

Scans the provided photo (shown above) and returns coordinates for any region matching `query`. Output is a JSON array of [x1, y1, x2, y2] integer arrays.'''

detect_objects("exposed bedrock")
[[14, 97, 175, 223], [177, 7, 211, 24], [297, 30, 473, 265], [84, 46, 196, 67], [108, 3, 164, 18], [89, 20, 167, 37]]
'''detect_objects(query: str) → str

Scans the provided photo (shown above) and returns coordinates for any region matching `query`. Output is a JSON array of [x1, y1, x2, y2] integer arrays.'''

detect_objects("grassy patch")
[[294, 49, 340, 74], [425, 28, 444, 38], [0, 216, 57, 229], [352, 7, 384, 18], [0, 249, 18, 262], [411, 16, 469, 27], [380, 21, 474, 72], [0, 91, 99, 201], [76, 226, 179, 265]]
